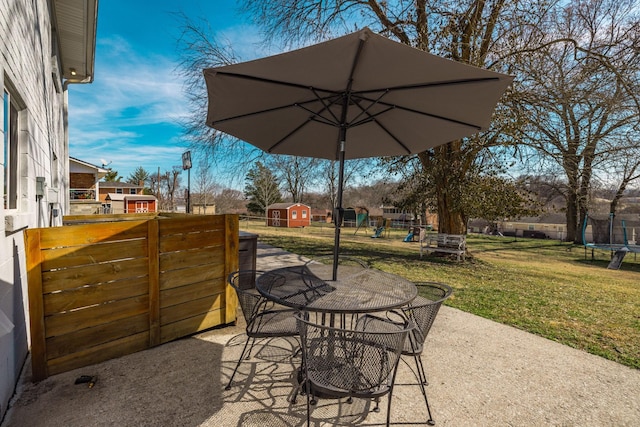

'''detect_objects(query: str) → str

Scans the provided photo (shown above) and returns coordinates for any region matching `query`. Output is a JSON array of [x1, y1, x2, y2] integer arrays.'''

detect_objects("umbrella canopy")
[[204, 27, 513, 279]]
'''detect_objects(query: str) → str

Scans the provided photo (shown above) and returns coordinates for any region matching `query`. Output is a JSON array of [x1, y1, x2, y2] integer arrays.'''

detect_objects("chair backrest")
[[227, 270, 268, 323], [296, 313, 411, 396], [401, 282, 453, 355]]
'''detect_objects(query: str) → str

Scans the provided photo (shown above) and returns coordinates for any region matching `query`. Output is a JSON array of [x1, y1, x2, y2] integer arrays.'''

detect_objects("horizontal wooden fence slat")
[[159, 263, 226, 291], [159, 230, 225, 253], [160, 309, 225, 344], [160, 279, 226, 309], [42, 257, 149, 293], [45, 295, 150, 338], [159, 246, 225, 272], [39, 220, 149, 248], [25, 214, 238, 381], [46, 313, 149, 360], [47, 332, 150, 377], [160, 294, 223, 326], [158, 214, 225, 235], [41, 239, 148, 270], [43, 276, 149, 315]]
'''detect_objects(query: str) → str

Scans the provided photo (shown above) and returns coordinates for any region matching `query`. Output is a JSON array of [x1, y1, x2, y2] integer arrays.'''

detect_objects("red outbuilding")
[[266, 203, 312, 228]]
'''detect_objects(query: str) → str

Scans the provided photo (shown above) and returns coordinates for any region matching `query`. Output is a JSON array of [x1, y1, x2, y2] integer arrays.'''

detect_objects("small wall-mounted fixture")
[[70, 68, 77, 76], [36, 177, 46, 197]]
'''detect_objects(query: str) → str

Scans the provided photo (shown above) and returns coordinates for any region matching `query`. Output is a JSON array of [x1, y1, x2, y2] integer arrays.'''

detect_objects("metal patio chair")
[[400, 281, 453, 425], [295, 312, 412, 426], [225, 270, 299, 390]]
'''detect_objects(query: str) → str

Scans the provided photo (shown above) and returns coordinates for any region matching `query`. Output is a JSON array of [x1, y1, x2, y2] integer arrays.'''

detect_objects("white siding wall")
[[0, 0, 69, 418]]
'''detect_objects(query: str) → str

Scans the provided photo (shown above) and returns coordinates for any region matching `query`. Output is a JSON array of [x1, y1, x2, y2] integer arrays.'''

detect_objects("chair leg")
[[225, 336, 255, 390], [413, 354, 435, 425], [305, 378, 312, 426], [415, 354, 429, 385]]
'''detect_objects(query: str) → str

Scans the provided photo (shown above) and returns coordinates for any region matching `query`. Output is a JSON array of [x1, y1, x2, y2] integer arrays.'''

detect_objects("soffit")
[[52, 0, 98, 82]]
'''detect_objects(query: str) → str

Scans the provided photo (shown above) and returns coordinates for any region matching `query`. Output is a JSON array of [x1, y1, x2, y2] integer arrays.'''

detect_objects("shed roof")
[[106, 193, 156, 201], [267, 203, 311, 209]]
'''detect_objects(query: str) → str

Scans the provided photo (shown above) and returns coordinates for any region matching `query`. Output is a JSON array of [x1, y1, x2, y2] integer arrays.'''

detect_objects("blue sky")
[[67, 0, 265, 184]]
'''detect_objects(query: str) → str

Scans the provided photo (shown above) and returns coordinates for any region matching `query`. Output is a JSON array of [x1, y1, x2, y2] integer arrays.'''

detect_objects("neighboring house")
[[69, 157, 109, 215], [98, 181, 145, 202], [105, 193, 157, 214], [266, 203, 311, 228], [311, 208, 330, 222], [498, 213, 568, 240], [0, 0, 98, 419]]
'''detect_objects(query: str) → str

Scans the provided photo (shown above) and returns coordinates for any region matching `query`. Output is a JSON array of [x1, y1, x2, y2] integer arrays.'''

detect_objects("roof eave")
[[52, 0, 99, 83]]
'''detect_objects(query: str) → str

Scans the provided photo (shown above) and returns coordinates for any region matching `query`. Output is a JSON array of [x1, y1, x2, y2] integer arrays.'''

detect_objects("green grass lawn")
[[240, 219, 640, 369]]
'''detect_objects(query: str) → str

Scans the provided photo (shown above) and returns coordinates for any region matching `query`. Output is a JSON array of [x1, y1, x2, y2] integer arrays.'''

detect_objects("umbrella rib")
[[213, 70, 339, 92], [354, 77, 501, 95], [210, 97, 335, 126], [266, 118, 316, 153], [347, 92, 483, 130]]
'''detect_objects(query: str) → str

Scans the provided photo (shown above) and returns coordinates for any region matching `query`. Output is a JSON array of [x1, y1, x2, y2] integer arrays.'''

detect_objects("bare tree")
[[215, 188, 246, 214], [320, 158, 370, 209], [192, 159, 217, 213], [237, 0, 555, 234], [266, 155, 319, 203], [176, 1, 640, 236], [509, 0, 640, 241], [175, 13, 265, 181]]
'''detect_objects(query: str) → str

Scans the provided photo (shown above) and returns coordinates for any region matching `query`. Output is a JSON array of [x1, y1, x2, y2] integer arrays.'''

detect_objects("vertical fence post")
[[224, 214, 239, 324], [25, 229, 48, 381], [148, 219, 160, 346]]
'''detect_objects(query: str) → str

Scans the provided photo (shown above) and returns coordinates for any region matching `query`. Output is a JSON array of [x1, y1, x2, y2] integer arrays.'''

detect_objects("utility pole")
[[182, 151, 192, 213]]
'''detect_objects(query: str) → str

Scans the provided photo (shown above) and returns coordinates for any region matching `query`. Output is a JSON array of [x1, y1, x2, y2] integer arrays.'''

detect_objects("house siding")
[[71, 173, 97, 190], [0, 0, 76, 418]]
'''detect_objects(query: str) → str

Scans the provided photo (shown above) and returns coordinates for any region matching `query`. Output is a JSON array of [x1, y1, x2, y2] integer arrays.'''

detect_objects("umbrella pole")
[[333, 139, 346, 281]]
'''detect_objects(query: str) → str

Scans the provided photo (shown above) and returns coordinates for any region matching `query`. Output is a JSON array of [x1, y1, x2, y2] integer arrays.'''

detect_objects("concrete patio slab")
[[2, 243, 638, 426]]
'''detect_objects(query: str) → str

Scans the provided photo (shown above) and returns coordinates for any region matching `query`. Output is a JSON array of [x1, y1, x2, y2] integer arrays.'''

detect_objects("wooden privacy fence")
[[25, 214, 239, 381]]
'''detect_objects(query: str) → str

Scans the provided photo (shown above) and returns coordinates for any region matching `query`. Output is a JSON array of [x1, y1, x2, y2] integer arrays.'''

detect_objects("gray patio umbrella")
[[204, 27, 513, 280]]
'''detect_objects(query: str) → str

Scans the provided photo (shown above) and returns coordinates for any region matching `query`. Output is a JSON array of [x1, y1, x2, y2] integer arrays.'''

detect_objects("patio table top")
[[256, 264, 417, 314]]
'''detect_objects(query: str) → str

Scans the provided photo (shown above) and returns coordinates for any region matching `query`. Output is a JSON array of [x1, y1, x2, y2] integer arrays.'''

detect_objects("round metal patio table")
[[255, 263, 418, 314]]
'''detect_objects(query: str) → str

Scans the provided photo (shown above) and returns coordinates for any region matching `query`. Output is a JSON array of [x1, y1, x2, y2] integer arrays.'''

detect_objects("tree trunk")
[[419, 144, 468, 235], [436, 195, 467, 234], [566, 188, 579, 243]]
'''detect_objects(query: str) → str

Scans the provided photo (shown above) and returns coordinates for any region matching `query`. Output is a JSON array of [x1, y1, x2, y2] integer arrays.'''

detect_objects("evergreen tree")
[[244, 162, 282, 215]]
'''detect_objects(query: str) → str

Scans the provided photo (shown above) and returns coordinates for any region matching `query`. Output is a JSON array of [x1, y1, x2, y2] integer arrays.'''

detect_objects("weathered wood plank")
[[159, 263, 225, 291], [63, 213, 158, 224], [148, 219, 161, 347], [24, 229, 48, 381], [160, 309, 225, 344], [42, 257, 149, 293], [225, 215, 239, 323], [47, 332, 150, 377], [45, 296, 149, 338], [38, 220, 148, 248], [46, 314, 149, 360], [159, 246, 224, 272], [159, 230, 225, 253], [41, 239, 147, 270], [158, 214, 225, 235], [160, 279, 225, 309], [43, 276, 149, 315], [160, 295, 223, 326]]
